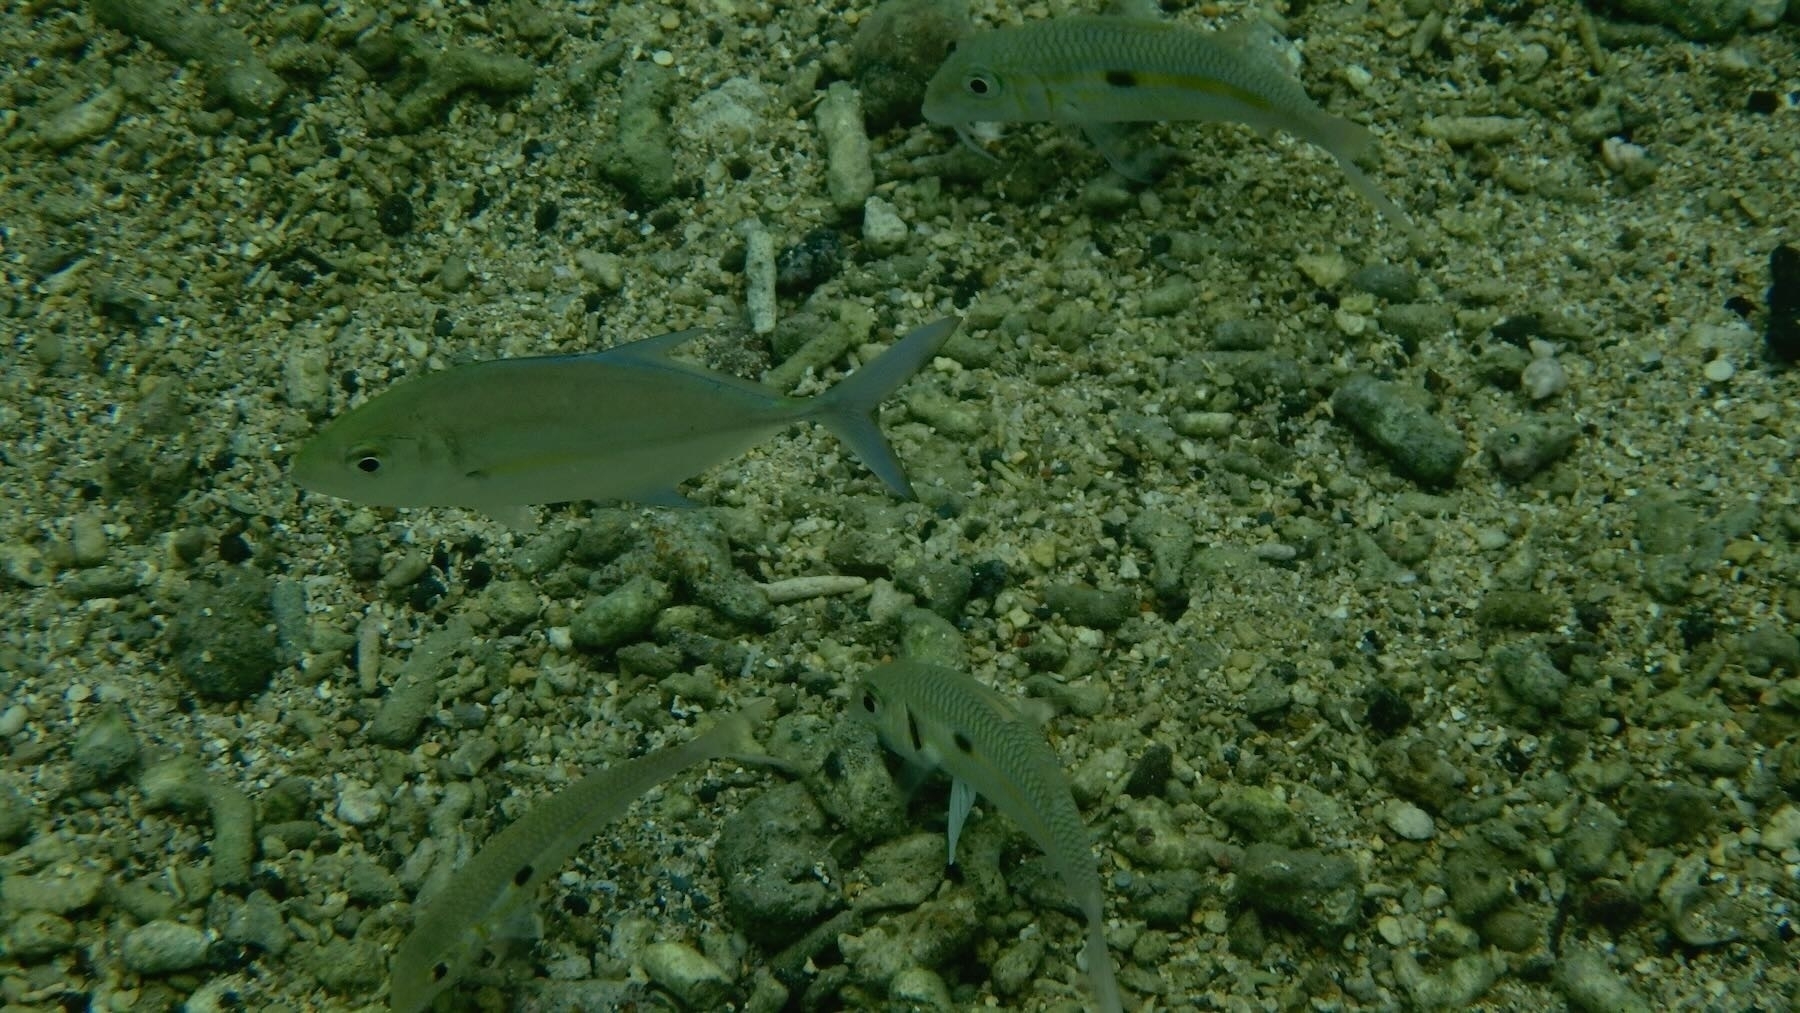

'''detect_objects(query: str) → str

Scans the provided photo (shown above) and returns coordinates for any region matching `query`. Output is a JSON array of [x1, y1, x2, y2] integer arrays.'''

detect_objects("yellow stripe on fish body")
[[852, 661, 1124, 1013], [924, 15, 1414, 233]]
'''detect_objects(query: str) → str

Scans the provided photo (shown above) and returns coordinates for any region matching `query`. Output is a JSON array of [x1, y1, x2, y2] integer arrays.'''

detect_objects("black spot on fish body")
[[431, 962, 450, 981], [513, 864, 534, 887], [906, 710, 924, 753], [1104, 69, 1138, 88], [952, 731, 974, 754]]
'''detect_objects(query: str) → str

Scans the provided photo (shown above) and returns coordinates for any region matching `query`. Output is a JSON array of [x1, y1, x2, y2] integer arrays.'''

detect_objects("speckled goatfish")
[[294, 317, 959, 524], [387, 699, 786, 1013], [923, 15, 1416, 234], [852, 660, 1124, 1013]]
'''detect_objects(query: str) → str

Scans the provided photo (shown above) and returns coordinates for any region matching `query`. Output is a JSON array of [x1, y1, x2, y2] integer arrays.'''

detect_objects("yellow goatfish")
[[923, 15, 1416, 234], [294, 317, 959, 524], [388, 700, 786, 1013], [851, 661, 1123, 1013]]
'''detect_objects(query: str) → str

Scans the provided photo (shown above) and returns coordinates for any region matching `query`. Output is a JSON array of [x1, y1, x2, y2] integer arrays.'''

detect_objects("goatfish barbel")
[[923, 16, 1416, 235], [852, 660, 1124, 1013], [293, 317, 960, 524], [388, 699, 787, 1013]]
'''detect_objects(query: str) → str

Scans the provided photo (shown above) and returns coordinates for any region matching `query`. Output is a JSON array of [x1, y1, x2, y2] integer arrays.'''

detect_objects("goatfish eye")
[[964, 70, 999, 97]]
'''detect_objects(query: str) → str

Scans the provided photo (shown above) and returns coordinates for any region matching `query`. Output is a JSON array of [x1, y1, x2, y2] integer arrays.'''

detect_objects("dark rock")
[[169, 569, 280, 701]]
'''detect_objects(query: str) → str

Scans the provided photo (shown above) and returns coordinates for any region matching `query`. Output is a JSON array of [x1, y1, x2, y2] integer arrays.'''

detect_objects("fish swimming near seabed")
[[923, 15, 1417, 235], [387, 699, 787, 1013], [292, 317, 959, 524], [851, 660, 1125, 1013]]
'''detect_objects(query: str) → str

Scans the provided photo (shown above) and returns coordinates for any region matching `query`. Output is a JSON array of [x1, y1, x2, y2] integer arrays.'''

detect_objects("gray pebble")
[[716, 781, 843, 945], [70, 513, 108, 567], [598, 62, 678, 204], [896, 559, 972, 620], [368, 619, 470, 748], [889, 966, 953, 1007], [283, 344, 331, 417], [1621, 781, 1715, 846], [70, 706, 140, 785], [853, 833, 946, 910], [0, 781, 32, 842], [1349, 263, 1421, 302], [1554, 948, 1652, 1013], [815, 82, 874, 215], [120, 920, 211, 974], [1399, 951, 1503, 1007], [514, 525, 578, 576], [38, 88, 125, 150], [1235, 843, 1361, 938], [138, 755, 213, 814], [60, 564, 149, 600], [169, 568, 280, 701], [571, 250, 622, 292], [1127, 509, 1194, 602], [1, 867, 104, 915], [93, 0, 285, 116], [839, 891, 979, 986], [335, 783, 386, 828], [1418, 115, 1529, 147], [437, 253, 472, 292], [1331, 373, 1466, 487], [390, 30, 535, 132], [1043, 582, 1136, 630], [990, 932, 1045, 996], [743, 222, 778, 336], [1384, 801, 1436, 841], [862, 196, 909, 257], [1214, 786, 1308, 847], [640, 941, 731, 1008], [308, 935, 387, 992], [1600, 0, 1753, 40], [1487, 416, 1579, 480], [1, 910, 76, 960], [1558, 802, 1623, 878], [1378, 303, 1455, 344], [1491, 642, 1569, 711], [0, 543, 52, 587], [896, 606, 968, 671], [442, 736, 501, 779], [1443, 841, 1512, 918], [778, 714, 907, 843], [215, 889, 291, 957], [1211, 318, 1276, 350], [570, 574, 673, 650], [343, 860, 402, 905], [1141, 280, 1197, 317], [1731, 624, 1800, 676], [209, 783, 255, 889], [481, 579, 541, 634]]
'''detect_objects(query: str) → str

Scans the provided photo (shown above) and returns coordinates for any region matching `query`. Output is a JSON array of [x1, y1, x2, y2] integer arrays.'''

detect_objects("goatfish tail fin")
[[809, 317, 960, 499], [695, 698, 797, 773]]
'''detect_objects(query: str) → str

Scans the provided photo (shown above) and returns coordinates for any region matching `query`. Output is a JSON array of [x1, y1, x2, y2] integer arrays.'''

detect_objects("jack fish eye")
[[348, 447, 384, 474]]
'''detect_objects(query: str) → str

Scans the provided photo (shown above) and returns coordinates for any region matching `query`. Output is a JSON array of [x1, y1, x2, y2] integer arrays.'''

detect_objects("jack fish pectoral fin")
[[810, 317, 961, 499]]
